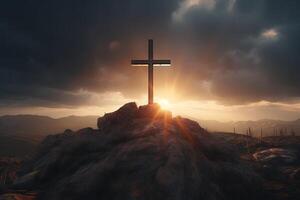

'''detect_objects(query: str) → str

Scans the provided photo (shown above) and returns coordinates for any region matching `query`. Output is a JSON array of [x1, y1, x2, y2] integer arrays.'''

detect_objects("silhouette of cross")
[[131, 39, 171, 104]]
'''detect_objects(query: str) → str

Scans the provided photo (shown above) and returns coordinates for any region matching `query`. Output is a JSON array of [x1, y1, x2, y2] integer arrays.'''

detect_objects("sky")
[[1, 0, 300, 121]]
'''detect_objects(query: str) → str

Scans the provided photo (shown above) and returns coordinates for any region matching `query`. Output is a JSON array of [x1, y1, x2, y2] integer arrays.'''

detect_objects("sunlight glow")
[[262, 29, 278, 40], [157, 98, 171, 110]]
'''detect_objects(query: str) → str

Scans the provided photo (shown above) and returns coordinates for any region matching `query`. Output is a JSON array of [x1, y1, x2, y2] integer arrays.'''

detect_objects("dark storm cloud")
[[0, 0, 180, 106], [0, 0, 300, 107], [169, 0, 300, 104], [216, 0, 300, 104]]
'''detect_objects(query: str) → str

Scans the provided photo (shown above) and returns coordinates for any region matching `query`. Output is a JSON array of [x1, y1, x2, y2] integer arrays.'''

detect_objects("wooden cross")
[[131, 39, 171, 104]]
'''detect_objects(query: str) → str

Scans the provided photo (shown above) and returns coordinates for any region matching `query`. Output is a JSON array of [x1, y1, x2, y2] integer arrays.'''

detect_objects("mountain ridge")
[[0, 114, 299, 138], [7, 102, 265, 200]]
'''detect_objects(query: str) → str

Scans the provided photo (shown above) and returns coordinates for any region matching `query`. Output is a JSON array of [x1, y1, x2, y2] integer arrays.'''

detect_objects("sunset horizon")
[[1, 1, 300, 122], [2, 97, 300, 122], [1, 1, 300, 199]]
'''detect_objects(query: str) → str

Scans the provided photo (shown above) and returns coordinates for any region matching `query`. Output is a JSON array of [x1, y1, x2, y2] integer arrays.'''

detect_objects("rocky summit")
[[7, 103, 265, 200]]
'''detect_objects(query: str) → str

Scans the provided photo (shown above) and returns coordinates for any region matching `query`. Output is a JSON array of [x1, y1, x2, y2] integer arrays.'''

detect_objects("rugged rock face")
[[97, 102, 172, 133], [253, 148, 298, 164], [12, 103, 264, 200]]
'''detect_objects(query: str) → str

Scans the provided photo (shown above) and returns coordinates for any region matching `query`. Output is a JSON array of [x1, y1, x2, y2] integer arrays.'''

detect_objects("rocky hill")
[[2, 103, 299, 200], [2, 114, 300, 139], [1, 102, 268, 200]]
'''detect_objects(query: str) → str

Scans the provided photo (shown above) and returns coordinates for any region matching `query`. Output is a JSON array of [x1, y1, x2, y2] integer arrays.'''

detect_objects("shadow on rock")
[[13, 102, 266, 200]]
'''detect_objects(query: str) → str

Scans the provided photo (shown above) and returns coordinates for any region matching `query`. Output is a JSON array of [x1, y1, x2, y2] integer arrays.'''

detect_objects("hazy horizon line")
[[1, 113, 299, 123]]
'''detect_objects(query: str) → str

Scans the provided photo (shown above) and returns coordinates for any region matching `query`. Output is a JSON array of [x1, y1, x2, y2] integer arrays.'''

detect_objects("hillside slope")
[[6, 103, 265, 200], [0, 115, 97, 137]]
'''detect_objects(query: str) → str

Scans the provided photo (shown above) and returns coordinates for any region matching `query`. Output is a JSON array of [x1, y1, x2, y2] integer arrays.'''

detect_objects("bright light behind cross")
[[131, 39, 171, 105], [157, 98, 171, 109]]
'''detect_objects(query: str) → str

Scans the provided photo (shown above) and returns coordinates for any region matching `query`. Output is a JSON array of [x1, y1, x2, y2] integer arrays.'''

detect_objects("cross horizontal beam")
[[131, 39, 171, 105], [131, 59, 171, 67]]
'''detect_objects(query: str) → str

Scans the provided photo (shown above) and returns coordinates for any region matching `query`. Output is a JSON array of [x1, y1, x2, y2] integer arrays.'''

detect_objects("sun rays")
[[157, 98, 171, 110]]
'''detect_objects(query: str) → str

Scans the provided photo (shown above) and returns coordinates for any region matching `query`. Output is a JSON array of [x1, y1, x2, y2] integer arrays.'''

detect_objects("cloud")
[[227, 0, 236, 12], [172, 0, 217, 22], [167, 0, 300, 105], [261, 28, 279, 40], [0, 0, 300, 113], [109, 41, 121, 52], [172, 99, 300, 121]]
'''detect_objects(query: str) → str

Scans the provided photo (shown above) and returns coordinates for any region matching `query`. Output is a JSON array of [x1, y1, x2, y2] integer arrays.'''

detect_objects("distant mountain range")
[[0, 114, 299, 141], [0, 115, 98, 140], [199, 119, 300, 137], [0, 115, 99, 157]]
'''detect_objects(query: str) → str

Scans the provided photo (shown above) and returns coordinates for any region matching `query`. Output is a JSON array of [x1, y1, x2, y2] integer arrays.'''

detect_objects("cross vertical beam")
[[131, 39, 171, 105], [148, 39, 154, 104]]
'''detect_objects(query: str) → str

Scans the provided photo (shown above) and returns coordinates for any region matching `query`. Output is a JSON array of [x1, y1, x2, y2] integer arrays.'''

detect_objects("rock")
[[253, 148, 297, 164], [290, 168, 300, 180], [14, 103, 264, 200], [13, 171, 39, 189], [97, 102, 138, 132], [0, 193, 37, 200], [63, 129, 74, 135], [137, 103, 172, 119], [97, 102, 173, 134], [0, 184, 7, 194], [77, 127, 95, 135]]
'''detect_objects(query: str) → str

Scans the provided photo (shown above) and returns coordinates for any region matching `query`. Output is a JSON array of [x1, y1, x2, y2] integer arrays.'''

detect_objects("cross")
[[131, 39, 171, 104]]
